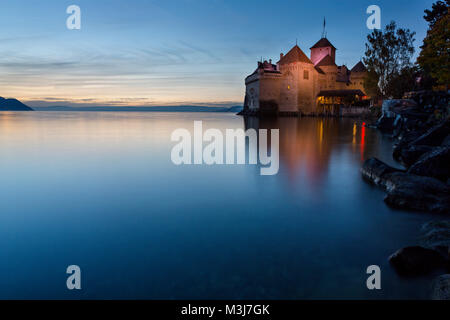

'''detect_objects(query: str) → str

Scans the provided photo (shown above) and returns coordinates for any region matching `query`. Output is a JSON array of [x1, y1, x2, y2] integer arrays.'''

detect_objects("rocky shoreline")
[[361, 92, 449, 212], [361, 91, 449, 299]]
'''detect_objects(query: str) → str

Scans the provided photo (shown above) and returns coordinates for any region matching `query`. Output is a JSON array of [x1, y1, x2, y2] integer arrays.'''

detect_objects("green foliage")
[[363, 21, 416, 98], [418, 1, 450, 88]]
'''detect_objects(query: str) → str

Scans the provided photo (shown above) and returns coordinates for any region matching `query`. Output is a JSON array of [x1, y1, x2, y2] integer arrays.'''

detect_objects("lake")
[[0, 111, 438, 299]]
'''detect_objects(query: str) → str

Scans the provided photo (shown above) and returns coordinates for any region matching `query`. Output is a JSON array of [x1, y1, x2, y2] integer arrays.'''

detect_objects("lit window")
[[287, 85, 290, 90]]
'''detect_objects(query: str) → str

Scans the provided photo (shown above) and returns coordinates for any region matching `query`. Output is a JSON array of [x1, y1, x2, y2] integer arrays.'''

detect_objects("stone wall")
[[349, 71, 367, 93], [278, 62, 317, 114]]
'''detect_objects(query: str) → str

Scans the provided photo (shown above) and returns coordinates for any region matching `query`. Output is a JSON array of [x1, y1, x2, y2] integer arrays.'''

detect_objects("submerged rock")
[[431, 274, 450, 300], [389, 246, 447, 276]]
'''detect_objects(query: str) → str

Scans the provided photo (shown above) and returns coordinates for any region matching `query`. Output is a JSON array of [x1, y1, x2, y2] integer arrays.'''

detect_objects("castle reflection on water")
[[244, 116, 380, 187]]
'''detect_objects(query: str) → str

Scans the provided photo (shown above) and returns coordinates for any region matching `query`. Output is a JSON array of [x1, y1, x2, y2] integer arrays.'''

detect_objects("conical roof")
[[278, 45, 313, 65], [351, 61, 367, 72], [310, 37, 336, 49]]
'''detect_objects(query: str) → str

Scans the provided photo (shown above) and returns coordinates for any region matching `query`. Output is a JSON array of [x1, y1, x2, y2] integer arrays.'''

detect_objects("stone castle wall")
[[244, 41, 368, 115]]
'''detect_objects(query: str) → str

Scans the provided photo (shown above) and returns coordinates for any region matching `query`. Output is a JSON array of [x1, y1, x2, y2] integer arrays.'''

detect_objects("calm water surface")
[[0, 112, 439, 299]]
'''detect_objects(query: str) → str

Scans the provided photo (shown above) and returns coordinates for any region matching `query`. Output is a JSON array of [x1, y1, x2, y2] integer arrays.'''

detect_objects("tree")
[[385, 66, 419, 99], [424, 0, 448, 26], [417, 1, 449, 88], [364, 70, 381, 98], [363, 21, 416, 98]]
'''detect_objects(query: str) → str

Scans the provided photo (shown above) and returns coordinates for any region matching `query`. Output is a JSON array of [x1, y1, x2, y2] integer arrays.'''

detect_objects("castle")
[[244, 36, 369, 116]]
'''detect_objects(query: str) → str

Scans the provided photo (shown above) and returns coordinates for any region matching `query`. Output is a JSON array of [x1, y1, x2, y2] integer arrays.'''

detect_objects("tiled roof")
[[316, 55, 336, 67], [278, 45, 313, 65], [315, 66, 325, 74], [310, 37, 336, 49], [351, 61, 367, 73]]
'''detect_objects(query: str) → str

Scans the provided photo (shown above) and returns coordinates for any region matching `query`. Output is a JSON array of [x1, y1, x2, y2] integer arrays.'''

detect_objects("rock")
[[381, 99, 418, 118], [442, 135, 450, 146], [360, 158, 402, 186], [376, 115, 394, 133], [389, 246, 447, 276], [377, 99, 425, 134], [409, 119, 450, 147], [361, 158, 450, 213], [397, 145, 435, 168], [393, 130, 428, 162], [431, 274, 450, 300], [420, 220, 450, 250], [408, 146, 450, 182], [383, 172, 450, 213]]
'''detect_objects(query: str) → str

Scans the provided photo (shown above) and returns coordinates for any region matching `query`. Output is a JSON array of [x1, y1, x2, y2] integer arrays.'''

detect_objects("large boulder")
[[383, 172, 450, 213], [420, 221, 450, 257], [377, 99, 422, 134], [360, 158, 403, 186], [408, 146, 450, 182], [396, 145, 435, 167], [389, 246, 447, 276], [409, 119, 450, 147], [361, 158, 450, 213], [376, 116, 395, 133], [393, 130, 428, 162], [431, 274, 450, 300], [381, 99, 418, 118]]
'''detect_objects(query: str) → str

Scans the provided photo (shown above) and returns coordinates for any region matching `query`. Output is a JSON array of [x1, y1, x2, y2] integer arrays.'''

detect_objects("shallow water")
[[0, 111, 439, 299]]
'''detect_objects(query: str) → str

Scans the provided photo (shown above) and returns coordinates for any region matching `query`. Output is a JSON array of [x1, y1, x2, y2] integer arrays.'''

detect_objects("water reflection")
[[244, 117, 377, 187], [0, 112, 432, 299]]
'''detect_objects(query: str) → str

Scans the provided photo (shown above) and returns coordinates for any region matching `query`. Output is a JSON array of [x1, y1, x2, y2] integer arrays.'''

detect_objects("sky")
[[0, 0, 436, 107]]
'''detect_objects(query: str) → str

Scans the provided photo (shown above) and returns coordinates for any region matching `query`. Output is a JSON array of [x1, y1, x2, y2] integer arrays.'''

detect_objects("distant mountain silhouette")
[[0, 97, 33, 111], [33, 105, 243, 112]]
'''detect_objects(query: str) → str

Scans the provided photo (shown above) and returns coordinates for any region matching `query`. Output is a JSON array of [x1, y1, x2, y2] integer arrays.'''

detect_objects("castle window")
[[287, 85, 290, 90], [303, 70, 309, 80]]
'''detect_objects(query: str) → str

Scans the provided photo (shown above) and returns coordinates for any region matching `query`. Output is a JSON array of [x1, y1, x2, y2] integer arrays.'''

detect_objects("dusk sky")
[[0, 0, 435, 107]]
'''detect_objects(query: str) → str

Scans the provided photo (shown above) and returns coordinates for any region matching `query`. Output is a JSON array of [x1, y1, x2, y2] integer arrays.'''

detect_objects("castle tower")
[[277, 45, 317, 114], [310, 38, 336, 66]]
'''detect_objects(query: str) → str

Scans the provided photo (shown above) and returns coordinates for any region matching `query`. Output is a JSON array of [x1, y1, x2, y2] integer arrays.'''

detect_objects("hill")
[[0, 97, 33, 111]]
